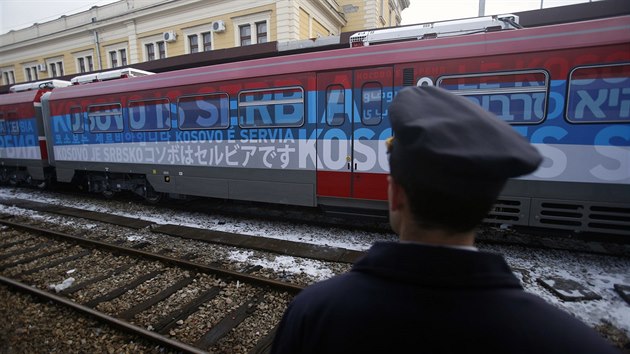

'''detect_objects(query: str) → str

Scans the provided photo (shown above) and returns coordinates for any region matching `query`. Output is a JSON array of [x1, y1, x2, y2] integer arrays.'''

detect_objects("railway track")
[[1, 193, 629, 351], [1, 196, 628, 259], [0, 198, 365, 264], [0, 218, 304, 353]]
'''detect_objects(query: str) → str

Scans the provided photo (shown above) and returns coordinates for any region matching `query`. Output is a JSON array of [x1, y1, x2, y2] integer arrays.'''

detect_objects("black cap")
[[388, 86, 542, 198]]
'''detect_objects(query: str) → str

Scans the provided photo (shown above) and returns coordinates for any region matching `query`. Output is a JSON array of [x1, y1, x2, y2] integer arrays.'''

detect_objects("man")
[[271, 86, 619, 354]]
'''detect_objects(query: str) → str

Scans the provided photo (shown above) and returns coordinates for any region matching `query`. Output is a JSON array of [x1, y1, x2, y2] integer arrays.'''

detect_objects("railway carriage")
[[4, 14, 630, 235], [0, 80, 70, 185]]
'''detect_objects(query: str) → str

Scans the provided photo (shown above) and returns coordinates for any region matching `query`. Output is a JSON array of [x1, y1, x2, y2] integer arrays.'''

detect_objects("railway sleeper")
[[153, 287, 222, 334], [13, 249, 91, 277], [194, 290, 266, 349], [83, 270, 163, 308], [117, 276, 196, 320], [0, 247, 65, 271], [61, 263, 135, 295], [0, 241, 52, 261], [0, 237, 36, 250]]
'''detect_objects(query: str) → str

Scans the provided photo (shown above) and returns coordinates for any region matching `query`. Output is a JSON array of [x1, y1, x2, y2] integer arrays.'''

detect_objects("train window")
[[69, 106, 83, 133], [87, 103, 123, 133], [566, 63, 630, 123], [178, 93, 229, 130], [238, 86, 304, 128], [0, 113, 4, 135], [361, 82, 383, 126], [326, 85, 347, 126], [6, 111, 19, 135], [129, 98, 171, 131], [437, 70, 549, 124]]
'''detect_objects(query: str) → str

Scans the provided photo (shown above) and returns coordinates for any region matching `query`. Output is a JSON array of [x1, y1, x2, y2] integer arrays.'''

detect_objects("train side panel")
[[48, 73, 318, 206]]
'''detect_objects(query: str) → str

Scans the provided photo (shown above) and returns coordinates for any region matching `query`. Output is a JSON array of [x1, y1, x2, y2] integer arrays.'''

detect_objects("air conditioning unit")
[[163, 31, 177, 42], [212, 20, 226, 33], [37, 64, 47, 72]]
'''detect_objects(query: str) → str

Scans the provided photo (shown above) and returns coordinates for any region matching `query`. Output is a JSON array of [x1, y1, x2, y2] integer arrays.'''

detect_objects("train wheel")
[[144, 192, 163, 204]]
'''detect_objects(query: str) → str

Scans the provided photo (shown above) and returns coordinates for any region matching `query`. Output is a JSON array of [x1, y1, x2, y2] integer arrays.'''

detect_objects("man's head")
[[387, 86, 542, 235]]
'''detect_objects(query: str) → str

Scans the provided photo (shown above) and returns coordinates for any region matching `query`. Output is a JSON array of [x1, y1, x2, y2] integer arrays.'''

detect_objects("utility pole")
[[479, 0, 485, 16]]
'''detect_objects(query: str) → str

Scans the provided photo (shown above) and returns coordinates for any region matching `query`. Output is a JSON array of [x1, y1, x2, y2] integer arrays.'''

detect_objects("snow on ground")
[[0, 186, 629, 338]]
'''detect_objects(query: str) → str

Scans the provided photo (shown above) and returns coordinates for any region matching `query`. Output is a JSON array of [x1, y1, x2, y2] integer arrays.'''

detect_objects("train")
[[0, 14, 628, 235]]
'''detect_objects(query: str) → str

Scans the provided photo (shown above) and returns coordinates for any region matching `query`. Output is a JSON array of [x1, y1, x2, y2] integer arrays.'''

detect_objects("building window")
[[76, 54, 93, 73], [110, 51, 118, 68], [157, 41, 166, 59], [120, 49, 127, 66], [188, 35, 199, 53], [144, 41, 166, 61], [239, 25, 252, 46], [2, 69, 15, 85], [104, 45, 128, 68], [146, 43, 155, 61], [234, 12, 271, 47], [256, 21, 267, 43], [77, 55, 93, 73], [25, 65, 38, 81], [185, 29, 213, 54], [202, 32, 212, 51], [49, 61, 64, 77]]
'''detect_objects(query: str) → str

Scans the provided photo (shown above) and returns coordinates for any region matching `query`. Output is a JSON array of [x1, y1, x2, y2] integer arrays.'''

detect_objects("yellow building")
[[0, 0, 409, 86]]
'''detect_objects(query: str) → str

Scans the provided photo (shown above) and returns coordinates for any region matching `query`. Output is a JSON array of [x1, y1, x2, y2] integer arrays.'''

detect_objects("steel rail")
[[0, 275, 208, 354], [0, 218, 305, 294]]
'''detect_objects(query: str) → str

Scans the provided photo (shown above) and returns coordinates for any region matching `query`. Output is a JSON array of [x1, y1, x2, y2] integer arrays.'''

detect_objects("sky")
[[0, 0, 601, 35]]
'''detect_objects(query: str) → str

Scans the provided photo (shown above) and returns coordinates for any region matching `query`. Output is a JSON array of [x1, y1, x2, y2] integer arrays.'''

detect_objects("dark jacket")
[[271, 241, 619, 354]]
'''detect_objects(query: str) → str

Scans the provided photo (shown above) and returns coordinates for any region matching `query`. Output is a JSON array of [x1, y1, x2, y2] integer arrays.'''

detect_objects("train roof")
[[70, 68, 154, 85], [9, 79, 72, 93], [0, 87, 43, 106], [48, 14, 630, 102]]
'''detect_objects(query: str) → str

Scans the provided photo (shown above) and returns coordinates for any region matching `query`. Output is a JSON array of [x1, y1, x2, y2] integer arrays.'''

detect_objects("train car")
[[0, 80, 71, 186], [42, 14, 630, 235]]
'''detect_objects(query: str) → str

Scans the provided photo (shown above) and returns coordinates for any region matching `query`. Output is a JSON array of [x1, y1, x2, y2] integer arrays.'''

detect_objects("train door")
[[316, 67, 392, 201], [316, 70, 353, 198], [351, 67, 393, 200]]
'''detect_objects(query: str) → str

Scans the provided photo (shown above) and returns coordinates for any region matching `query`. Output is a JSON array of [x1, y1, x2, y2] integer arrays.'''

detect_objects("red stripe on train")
[[317, 171, 387, 201], [39, 138, 48, 160]]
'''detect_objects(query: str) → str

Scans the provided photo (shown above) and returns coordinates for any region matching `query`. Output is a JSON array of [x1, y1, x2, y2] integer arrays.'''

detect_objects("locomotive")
[[1, 14, 629, 235]]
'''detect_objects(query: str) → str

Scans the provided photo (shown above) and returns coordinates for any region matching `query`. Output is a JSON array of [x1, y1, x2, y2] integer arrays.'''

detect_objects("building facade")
[[0, 0, 409, 86]]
